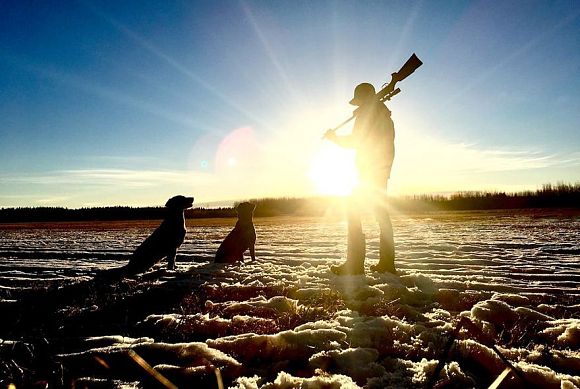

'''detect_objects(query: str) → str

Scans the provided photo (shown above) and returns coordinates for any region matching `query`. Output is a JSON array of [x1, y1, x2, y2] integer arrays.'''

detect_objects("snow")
[[1, 211, 579, 387], [309, 348, 386, 384], [544, 319, 580, 349], [207, 328, 347, 363], [255, 371, 359, 389], [208, 296, 300, 315]]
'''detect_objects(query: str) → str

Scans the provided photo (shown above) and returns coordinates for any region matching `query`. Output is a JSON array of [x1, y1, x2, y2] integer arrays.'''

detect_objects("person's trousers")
[[346, 172, 394, 270]]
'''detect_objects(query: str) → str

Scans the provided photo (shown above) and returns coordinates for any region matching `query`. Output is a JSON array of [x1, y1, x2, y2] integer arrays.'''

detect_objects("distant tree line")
[[0, 183, 578, 223], [0, 206, 167, 223], [243, 197, 335, 217], [399, 182, 580, 212], [0, 206, 239, 223]]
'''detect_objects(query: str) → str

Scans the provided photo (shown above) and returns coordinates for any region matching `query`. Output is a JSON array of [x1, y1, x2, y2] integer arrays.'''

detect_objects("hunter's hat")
[[349, 82, 376, 106]]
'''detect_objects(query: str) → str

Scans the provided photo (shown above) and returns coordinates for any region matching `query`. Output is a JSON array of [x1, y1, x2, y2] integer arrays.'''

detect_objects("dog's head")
[[165, 195, 194, 210], [236, 202, 256, 221]]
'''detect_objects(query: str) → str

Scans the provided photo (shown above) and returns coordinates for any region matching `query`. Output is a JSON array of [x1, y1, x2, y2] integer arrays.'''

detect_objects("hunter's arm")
[[323, 130, 356, 148]]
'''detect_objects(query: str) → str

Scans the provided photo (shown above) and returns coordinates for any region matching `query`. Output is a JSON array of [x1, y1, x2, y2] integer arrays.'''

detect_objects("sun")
[[308, 143, 359, 196]]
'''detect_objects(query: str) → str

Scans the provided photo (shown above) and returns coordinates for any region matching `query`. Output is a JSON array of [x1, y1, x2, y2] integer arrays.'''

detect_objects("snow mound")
[[142, 313, 278, 338], [207, 328, 346, 363], [543, 319, 580, 349], [337, 312, 416, 353], [58, 341, 242, 380], [467, 298, 558, 340], [206, 296, 299, 317], [309, 348, 385, 384], [260, 371, 359, 389], [516, 361, 580, 388]]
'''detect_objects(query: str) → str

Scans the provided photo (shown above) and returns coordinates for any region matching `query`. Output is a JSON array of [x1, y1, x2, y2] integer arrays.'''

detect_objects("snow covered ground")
[[0, 209, 578, 388]]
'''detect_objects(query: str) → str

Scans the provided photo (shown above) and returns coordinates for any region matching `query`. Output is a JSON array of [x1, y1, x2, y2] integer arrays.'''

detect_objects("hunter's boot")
[[371, 213, 396, 274], [331, 232, 365, 276]]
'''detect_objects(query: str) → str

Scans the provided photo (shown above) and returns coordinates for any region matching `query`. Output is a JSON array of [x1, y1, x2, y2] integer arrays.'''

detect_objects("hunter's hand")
[[323, 129, 336, 141]]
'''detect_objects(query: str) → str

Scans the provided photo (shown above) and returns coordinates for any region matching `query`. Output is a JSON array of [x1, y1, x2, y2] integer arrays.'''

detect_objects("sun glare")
[[227, 157, 237, 167], [309, 144, 358, 196]]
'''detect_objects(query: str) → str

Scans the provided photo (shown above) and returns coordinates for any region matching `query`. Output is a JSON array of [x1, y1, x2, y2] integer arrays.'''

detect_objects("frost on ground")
[[0, 210, 579, 388]]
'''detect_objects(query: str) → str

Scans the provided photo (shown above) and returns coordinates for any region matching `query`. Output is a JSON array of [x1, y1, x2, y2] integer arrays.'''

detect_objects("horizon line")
[[1, 182, 578, 210]]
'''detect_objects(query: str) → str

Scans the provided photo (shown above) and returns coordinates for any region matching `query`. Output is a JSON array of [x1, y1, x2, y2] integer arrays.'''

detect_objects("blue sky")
[[0, 1, 578, 207]]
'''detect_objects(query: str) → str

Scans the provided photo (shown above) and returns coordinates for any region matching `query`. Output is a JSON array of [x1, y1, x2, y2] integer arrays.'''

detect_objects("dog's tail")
[[94, 260, 153, 280], [94, 264, 130, 280]]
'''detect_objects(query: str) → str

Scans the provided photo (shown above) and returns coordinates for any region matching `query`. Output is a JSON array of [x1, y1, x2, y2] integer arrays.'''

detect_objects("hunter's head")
[[349, 83, 375, 106]]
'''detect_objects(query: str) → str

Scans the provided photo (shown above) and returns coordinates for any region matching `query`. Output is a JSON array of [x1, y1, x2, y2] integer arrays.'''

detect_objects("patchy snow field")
[[0, 209, 579, 388]]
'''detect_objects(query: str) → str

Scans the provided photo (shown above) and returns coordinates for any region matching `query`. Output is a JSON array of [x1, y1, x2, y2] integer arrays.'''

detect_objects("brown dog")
[[98, 195, 194, 278], [215, 202, 256, 263]]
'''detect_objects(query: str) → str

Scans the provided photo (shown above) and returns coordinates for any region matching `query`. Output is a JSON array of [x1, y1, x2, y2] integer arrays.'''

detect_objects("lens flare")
[[308, 143, 358, 196], [215, 127, 257, 172]]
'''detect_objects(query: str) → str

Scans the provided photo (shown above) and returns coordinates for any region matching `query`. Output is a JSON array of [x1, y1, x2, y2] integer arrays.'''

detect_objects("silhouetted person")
[[324, 83, 396, 275]]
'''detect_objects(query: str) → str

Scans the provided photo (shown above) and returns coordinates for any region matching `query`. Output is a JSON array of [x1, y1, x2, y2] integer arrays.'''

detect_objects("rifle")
[[324, 53, 422, 135]]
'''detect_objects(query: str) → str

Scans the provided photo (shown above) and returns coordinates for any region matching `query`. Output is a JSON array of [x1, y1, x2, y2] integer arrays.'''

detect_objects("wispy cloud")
[[390, 133, 580, 194], [36, 196, 72, 205], [82, 155, 169, 165], [396, 134, 580, 175], [0, 168, 223, 207], [440, 145, 574, 173], [0, 168, 218, 187]]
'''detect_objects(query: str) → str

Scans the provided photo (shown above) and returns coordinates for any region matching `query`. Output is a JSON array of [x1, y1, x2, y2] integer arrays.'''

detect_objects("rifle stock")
[[397, 53, 423, 82], [376, 53, 422, 102]]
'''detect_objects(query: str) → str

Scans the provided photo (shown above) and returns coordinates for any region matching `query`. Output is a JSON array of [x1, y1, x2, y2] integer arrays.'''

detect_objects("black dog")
[[215, 202, 256, 263], [99, 195, 194, 278]]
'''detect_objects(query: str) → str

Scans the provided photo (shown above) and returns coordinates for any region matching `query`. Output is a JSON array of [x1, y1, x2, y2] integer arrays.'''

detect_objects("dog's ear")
[[165, 195, 185, 208], [165, 196, 176, 208], [235, 202, 255, 215], [166, 195, 194, 209]]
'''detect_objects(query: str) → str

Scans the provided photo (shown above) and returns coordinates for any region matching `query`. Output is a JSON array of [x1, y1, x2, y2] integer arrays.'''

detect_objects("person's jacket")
[[353, 101, 395, 178]]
